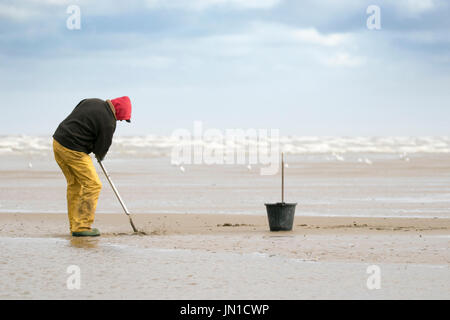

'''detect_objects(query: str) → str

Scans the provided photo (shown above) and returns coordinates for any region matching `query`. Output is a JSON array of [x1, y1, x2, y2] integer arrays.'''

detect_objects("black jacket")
[[53, 98, 116, 161]]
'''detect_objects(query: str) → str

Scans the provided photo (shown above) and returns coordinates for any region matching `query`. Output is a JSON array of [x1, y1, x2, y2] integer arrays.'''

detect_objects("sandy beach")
[[1, 212, 449, 299], [1, 212, 449, 264], [1, 150, 449, 299]]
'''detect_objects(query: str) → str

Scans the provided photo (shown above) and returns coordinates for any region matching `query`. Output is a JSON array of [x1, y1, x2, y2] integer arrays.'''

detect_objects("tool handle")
[[97, 160, 131, 215], [281, 152, 284, 203], [97, 159, 139, 233]]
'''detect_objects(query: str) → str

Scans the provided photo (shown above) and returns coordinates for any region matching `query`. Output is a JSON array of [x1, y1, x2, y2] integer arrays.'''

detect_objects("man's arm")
[[93, 124, 115, 161]]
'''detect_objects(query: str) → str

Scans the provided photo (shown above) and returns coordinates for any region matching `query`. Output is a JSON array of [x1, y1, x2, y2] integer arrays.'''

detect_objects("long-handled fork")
[[97, 159, 141, 233]]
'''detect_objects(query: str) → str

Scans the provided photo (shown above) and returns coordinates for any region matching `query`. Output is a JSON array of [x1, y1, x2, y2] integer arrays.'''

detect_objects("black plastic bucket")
[[265, 202, 297, 231]]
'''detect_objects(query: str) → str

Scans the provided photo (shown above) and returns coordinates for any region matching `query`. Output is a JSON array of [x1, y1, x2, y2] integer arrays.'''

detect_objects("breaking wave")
[[1, 135, 449, 156]]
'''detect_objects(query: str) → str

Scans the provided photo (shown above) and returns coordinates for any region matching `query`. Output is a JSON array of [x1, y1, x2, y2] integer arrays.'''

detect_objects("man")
[[53, 96, 132, 237]]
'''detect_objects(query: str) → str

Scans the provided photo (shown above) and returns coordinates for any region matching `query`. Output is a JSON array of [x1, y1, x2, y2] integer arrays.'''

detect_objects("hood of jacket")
[[110, 96, 132, 122]]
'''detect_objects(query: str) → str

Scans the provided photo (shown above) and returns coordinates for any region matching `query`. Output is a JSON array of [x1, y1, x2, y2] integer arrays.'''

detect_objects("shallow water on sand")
[[0, 236, 448, 299], [1, 154, 450, 218]]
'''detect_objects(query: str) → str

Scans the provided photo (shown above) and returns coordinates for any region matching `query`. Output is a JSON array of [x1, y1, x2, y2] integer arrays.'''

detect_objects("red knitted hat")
[[110, 96, 132, 122]]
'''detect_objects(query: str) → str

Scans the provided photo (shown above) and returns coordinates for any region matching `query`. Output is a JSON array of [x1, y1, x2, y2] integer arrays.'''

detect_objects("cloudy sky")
[[1, 0, 449, 136]]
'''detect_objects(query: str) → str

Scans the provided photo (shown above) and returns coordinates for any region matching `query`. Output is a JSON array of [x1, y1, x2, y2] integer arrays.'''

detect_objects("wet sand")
[[1, 153, 450, 217], [1, 213, 449, 264], [0, 213, 449, 299], [1, 153, 449, 299]]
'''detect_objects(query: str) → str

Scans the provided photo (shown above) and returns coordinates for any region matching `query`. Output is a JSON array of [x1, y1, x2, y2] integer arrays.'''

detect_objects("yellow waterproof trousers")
[[53, 139, 102, 232]]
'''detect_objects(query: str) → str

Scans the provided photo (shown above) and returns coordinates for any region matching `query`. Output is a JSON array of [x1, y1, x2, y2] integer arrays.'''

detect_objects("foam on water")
[[1, 135, 450, 156]]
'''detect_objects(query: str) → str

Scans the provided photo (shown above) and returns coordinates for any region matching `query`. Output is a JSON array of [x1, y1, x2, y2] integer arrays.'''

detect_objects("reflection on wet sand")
[[69, 237, 100, 249], [1, 236, 449, 299]]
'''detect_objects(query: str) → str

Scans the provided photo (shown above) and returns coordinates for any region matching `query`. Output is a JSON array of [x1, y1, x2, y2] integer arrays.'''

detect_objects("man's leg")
[[54, 140, 80, 232], [53, 139, 102, 233], [70, 157, 102, 232], [66, 173, 82, 232]]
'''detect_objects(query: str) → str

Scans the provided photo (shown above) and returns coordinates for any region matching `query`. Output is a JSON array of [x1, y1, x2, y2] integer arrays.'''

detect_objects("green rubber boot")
[[72, 228, 101, 237]]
